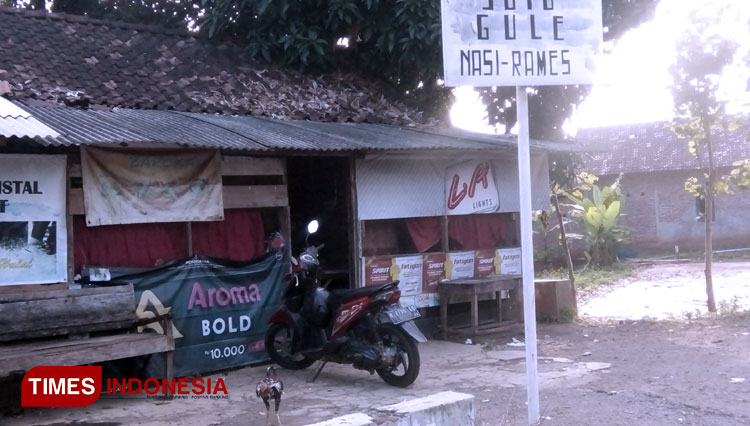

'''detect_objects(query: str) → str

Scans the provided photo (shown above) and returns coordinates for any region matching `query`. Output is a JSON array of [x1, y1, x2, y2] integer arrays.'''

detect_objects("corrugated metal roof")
[[19, 103, 268, 150], [0, 97, 59, 138], [7, 100, 583, 154]]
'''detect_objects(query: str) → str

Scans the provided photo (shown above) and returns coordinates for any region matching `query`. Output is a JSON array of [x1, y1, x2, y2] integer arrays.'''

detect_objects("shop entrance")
[[287, 156, 351, 290]]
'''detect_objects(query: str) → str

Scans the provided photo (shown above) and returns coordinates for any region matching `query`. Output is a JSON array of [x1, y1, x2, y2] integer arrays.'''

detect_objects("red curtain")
[[74, 217, 188, 271], [191, 209, 265, 262], [73, 209, 266, 272], [405, 216, 441, 253], [448, 214, 507, 250]]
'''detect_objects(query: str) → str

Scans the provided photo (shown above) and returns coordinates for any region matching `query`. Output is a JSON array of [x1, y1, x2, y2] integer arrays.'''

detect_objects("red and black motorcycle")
[[264, 220, 426, 387]]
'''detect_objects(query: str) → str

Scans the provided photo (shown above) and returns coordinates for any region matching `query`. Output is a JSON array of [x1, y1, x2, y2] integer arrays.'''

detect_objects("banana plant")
[[561, 174, 629, 266]]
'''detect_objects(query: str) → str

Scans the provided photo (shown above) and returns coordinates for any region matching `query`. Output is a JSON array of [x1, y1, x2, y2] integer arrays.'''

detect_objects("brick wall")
[[604, 170, 750, 252]]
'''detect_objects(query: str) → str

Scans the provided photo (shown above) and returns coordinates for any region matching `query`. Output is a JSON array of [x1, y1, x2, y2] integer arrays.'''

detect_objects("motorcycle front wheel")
[[264, 323, 316, 370], [376, 323, 420, 387]]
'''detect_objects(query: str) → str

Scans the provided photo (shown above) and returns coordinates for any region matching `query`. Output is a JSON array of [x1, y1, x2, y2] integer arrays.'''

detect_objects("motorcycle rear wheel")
[[376, 323, 420, 387], [264, 323, 316, 370]]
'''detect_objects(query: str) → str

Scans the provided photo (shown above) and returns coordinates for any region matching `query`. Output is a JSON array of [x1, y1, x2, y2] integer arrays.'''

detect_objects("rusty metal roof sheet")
[[9, 100, 581, 154]]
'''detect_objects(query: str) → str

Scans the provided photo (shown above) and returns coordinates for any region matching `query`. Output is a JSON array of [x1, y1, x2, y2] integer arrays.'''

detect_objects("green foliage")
[[198, 0, 449, 116], [562, 174, 628, 267], [729, 159, 750, 189]]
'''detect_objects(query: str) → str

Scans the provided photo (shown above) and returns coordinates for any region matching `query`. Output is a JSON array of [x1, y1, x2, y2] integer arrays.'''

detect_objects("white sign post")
[[440, 1, 602, 424]]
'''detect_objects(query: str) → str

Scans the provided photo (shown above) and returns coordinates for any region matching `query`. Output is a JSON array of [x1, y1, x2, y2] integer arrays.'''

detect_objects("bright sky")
[[450, 0, 750, 137]]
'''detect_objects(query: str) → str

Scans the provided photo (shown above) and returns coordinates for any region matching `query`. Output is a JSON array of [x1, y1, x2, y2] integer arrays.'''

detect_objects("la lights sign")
[[440, 0, 603, 86]]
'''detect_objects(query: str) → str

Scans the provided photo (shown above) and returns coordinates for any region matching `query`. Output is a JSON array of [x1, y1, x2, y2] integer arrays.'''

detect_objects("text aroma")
[[106, 377, 227, 395], [188, 282, 261, 310]]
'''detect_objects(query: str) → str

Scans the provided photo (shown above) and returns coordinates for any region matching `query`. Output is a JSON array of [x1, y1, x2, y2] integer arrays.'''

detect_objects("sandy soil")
[[580, 262, 750, 320]]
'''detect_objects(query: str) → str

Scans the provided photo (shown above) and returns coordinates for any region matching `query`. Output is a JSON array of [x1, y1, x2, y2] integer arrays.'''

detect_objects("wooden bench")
[[0, 284, 174, 380], [438, 275, 521, 339]]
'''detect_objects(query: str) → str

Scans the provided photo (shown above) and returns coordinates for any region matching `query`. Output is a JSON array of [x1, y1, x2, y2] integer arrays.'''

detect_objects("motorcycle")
[[264, 220, 427, 387]]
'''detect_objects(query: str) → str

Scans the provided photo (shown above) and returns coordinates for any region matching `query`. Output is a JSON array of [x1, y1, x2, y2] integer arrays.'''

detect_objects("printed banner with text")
[[81, 147, 224, 226], [0, 154, 67, 285], [99, 250, 287, 377]]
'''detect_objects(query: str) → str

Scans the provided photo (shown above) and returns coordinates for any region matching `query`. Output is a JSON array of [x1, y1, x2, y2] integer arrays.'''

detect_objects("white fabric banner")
[[81, 147, 224, 226], [0, 154, 68, 285]]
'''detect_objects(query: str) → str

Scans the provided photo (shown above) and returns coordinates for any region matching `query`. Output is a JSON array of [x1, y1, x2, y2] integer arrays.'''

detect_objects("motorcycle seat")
[[327, 281, 399, 310]]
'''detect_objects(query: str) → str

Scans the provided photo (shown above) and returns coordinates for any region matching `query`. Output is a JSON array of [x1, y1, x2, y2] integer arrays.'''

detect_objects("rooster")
[[256, 366, 284, 426]]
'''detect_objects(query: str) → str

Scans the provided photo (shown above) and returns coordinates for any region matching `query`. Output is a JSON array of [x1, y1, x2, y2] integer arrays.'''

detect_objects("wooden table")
[[438, 275, 521, 340]]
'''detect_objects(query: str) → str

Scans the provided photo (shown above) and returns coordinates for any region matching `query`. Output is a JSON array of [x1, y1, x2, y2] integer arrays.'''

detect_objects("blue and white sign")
[[441, 0, 603, 86], [0, 155, 68, 285]]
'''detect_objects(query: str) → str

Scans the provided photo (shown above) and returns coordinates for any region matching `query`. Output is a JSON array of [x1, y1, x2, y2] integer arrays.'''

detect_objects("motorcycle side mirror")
[[306, 220, 319, 235]]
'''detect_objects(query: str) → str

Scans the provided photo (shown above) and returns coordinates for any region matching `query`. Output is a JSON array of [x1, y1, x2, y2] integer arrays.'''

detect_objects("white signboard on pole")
[[441, 2, 602, 425], [0, 155, 67, 285], [440, 0, 602, 86]]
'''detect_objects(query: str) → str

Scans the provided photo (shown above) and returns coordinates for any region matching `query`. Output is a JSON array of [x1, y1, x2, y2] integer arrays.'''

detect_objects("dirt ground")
[[4, 261, 750, 426], [477, 317, 750, 425]]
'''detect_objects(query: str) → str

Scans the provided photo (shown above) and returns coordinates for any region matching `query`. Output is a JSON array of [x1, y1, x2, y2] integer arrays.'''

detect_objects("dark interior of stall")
[[286, 156, 351, 290]]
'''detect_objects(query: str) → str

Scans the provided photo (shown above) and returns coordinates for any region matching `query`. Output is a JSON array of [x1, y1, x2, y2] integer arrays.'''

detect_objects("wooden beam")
[[0, 333, 174, 376], [222, 156, 285, 176], [0, 285, 135, 342], [223, 185, 288, 209], [68, 188, 85, 215], [348, 157, 360, 288]]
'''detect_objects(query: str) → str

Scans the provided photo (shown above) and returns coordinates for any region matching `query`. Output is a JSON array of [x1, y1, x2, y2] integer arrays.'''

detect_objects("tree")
[[198, 0, 658, 138], [670, 11, 737, 313]]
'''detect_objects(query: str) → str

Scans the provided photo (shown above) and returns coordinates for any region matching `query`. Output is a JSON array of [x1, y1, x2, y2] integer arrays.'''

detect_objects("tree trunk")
[[704, 121, 717, 313], [552, 194, 576, 298]]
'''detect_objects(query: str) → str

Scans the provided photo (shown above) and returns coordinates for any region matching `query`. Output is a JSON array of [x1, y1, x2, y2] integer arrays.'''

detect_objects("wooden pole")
[[552, 193, 576, 299], [516, 85, 540, 425]]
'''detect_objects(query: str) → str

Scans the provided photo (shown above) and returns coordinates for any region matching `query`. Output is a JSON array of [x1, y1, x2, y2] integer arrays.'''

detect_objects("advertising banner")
[[81, 147, 224, 226], [0, 154, 67, 285], [475, 250, 496, 276], [445, 251, 475, 280], [440, 0, 603, 86], [422, 252, 446, 293], [102, 250, 287, 377], [364, 257, 395, 286], [446, 161, 500, 215], [391, 255, 423, 297], [495, 247, 522, 275]]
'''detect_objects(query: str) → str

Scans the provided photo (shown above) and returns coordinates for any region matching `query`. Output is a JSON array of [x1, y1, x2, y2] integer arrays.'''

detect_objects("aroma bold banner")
[[0, 154, 67, 285], [81, 147, 224, 226], [104, 251, 287, 377]]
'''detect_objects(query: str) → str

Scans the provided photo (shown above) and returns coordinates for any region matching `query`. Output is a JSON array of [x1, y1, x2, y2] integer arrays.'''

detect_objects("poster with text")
[[495, 247, 522, 275], [475, 250, 496, 276], [0, 155, 67, 285], [81, 147, 224, 226], [364, 257, 395, 285], [422, 252, 446, 293], [391, 255, 423, 297], [445, 251, 475, 280]]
